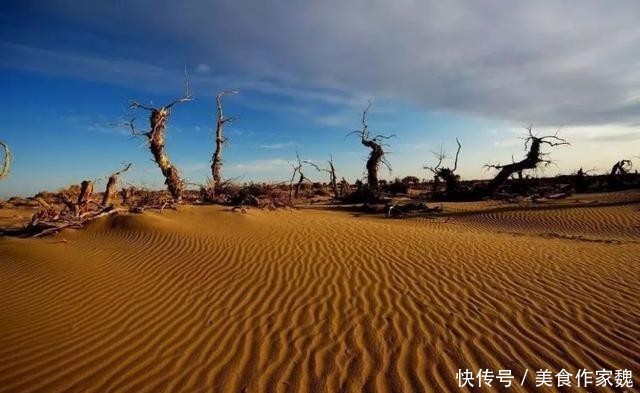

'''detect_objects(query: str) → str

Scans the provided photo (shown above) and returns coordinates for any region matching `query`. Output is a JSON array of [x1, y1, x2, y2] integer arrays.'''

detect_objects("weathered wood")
[[486, 127, 569, 195], [129, 71, 192, 202], [102, 163, 131, 206], [211, 90, 238, 197], [0, 141, 10, 181]]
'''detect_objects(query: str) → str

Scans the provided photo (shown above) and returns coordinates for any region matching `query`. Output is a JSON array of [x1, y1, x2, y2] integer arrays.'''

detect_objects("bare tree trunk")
[[129, 71, 192, 203], [77, 180, 94, 210], [340, 178, 349, 199], [289, 151, 308, 200], [328, 157, 339, 199], [425, 138, 461, 199], [295, 173, 304, 198], [0, 141, 10, 181], [364, 141, 384, 192], [304, 156, 339, 199], [61, 180, 93, 217], [211, 90, 238, 196], [347, 102, 394, 199], [608, 159, 632, 189], [120, 187, 135, 205], [150, 109, 182, 201], [102, 163, 131, 206]]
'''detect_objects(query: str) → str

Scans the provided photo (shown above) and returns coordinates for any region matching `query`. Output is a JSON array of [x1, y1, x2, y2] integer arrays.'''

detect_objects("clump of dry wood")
[[229, 183, 294, 211], [2, 180, 118, 237]]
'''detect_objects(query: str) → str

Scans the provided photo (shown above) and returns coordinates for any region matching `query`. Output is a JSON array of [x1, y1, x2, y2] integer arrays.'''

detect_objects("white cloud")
[[195, 63, 210, 73], [11, 1, 640, 127], [258, 142, 297, 149], [231, 158, 289, 172]]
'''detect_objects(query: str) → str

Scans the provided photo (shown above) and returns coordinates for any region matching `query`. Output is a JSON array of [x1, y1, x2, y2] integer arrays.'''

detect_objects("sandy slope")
[[0, 195, 639, 392]]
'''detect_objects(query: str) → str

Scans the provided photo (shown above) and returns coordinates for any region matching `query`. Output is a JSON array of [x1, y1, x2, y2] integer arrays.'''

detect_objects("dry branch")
[[289, 151, 311, 200], [424, 138, 462, 197], [304, 155, 339, 199]]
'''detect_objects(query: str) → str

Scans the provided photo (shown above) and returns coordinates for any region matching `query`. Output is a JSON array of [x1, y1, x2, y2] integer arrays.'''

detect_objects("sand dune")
[[1, 197, 639, 392]]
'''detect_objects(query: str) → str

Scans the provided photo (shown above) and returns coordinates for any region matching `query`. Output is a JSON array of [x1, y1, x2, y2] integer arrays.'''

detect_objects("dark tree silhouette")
[[608, 159, 632, 189], [486, 127, 569, 195], [346, 102, 394, 195], [424, 138, 461, 198]]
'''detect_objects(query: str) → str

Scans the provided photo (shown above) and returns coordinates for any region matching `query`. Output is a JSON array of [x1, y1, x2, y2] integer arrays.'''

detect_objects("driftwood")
[[385, 202, 442, 218], [1, 205, 119, 238], [128, 69, 192, 202]]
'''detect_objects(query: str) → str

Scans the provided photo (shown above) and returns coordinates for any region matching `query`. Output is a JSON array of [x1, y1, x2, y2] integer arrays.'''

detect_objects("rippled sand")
[[1, 192, 639, 392]]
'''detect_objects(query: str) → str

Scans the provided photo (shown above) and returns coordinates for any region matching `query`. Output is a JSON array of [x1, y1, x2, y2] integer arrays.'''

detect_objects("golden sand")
[[0, 192, 639, 392]]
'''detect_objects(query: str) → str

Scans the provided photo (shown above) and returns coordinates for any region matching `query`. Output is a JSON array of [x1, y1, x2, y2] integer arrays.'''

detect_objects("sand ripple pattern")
[[1, 204, 639, 392]]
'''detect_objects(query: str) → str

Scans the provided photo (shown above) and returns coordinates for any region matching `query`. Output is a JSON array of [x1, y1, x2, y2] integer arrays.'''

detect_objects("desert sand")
[[0, 191, 639, 392]]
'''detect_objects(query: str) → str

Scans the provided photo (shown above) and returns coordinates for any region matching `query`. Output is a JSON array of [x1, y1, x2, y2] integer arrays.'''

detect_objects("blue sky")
[[1, 1, 639, 197]]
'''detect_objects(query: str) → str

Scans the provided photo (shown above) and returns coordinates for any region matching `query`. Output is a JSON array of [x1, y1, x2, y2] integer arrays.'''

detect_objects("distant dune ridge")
[[0, 191, 639, 392]]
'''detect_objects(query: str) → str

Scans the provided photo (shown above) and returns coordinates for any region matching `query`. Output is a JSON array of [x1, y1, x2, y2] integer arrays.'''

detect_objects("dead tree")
[[304, 155, 339, 199], [0, 141, 10, 181], [486, 127, 569, 195], [120, 186, 135, 205], [4, 180, 118, 238], [346, 102, 394, 195], [339, 177, 349, 199], [289, 151, 310, 200], [608, 159, 632, 188], [102, 163, 132, 206], [210, 90, 238, 197], [128, 70, 192, 202], [61, 180, 94, 217], [424, 138, 461, 198]]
